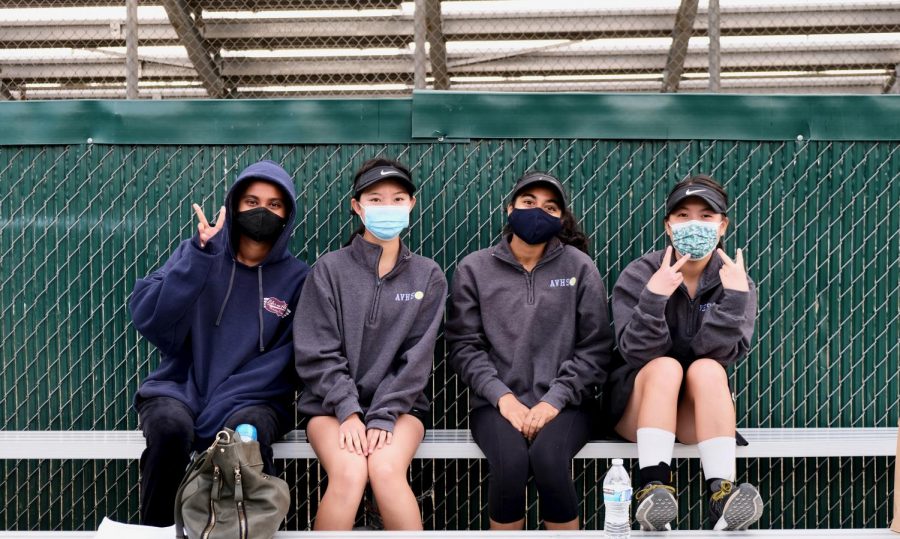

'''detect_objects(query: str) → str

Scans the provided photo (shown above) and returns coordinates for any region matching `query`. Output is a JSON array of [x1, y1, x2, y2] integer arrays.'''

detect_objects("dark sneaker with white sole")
[[708, 479, 764, 531], [635, 481, 677, 531]]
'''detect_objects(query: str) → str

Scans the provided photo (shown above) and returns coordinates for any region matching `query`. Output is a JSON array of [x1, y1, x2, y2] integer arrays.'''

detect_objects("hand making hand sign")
[[717, 248, 750, 292], [645, 246, 691, 297], [192, 203, 226, 249]]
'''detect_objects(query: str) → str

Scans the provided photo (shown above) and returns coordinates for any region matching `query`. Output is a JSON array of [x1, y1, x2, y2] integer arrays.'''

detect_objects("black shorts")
[[601, 358, 748, 446]]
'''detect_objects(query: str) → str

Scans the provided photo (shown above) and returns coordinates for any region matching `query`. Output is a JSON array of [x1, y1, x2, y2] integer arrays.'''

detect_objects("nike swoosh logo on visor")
[[380, 170, 393, 176], [685, 189, 706, 195]]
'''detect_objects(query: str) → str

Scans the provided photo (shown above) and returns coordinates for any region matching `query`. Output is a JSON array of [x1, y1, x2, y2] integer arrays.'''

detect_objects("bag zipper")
[[235, 466, 248, 539], [200, 465, 220, 539]]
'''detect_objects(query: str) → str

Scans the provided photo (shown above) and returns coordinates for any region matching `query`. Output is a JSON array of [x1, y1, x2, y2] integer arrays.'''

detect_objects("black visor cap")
[[353, 166, 416, 197], [665, 185, 727, 215], [510, 172, 568, 210]]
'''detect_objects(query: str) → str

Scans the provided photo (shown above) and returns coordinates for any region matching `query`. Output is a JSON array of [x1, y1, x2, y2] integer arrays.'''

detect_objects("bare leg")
[[307, 416, 368, 531], [677, 358, 735, 443], [367, 414, 425, 530], [615, 356, 684, 440], [545, 518, 579, 530], [490, 518, 526, 530]]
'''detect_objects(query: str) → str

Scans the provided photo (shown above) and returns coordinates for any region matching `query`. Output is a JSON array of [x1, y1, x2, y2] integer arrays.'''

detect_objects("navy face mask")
[[507, 207, 563, 245], [234, 207, 286, 243]]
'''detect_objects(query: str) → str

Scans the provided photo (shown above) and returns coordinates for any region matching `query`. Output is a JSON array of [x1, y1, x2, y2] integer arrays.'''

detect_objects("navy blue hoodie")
[[131, 160, 310, 439]]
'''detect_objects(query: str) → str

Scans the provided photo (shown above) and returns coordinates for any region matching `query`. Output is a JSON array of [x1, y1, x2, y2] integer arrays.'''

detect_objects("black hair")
[[665, 173, 729, 250], [502, 177, 591, 255], [344, 157, 413, 246]]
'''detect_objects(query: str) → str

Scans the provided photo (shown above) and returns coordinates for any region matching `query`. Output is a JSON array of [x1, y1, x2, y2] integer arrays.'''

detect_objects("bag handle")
[[173, 430, 231, 538]]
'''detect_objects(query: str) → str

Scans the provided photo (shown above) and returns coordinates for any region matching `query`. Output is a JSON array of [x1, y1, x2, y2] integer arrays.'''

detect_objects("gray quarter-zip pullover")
[[606, 249, 756, 420], [294, 235, 447, 432], [447, 236, 614, 412]]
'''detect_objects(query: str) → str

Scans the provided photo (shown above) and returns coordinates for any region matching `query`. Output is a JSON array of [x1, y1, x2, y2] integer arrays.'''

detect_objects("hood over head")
[[223, 160, 297, 264]]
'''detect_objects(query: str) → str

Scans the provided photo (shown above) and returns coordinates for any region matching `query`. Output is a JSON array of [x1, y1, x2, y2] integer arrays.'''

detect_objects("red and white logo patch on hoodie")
[[263, 297, 291, 318]]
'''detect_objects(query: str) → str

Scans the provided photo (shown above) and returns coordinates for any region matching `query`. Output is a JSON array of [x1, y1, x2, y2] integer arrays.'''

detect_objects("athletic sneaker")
[[708, 479, 764, 531], [635, 481, 677, 531]]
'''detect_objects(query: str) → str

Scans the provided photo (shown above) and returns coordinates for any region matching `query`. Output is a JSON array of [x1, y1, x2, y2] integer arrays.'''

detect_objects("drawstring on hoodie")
[[257, 266, 265, 352], [215, 260, 237, 327], [216, 260, 266, 353]]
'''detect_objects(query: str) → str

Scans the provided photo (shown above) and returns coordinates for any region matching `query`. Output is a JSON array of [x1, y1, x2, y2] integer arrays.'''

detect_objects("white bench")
[[3, 429, 893, 537], [0, 428, 895, 460], [1, 528, 898, 538]]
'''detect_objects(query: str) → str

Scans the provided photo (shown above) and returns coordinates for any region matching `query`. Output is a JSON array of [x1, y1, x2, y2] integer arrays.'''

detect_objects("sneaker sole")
[[636, 490, 678, 532], [713, 484, 764, 531]]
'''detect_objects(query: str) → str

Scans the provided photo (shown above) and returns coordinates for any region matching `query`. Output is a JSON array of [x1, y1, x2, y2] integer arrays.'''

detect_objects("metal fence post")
[[708, 0, 721, 92], [425, 0, 449, 90], [413, 0, 427, 89], [662, 0, 698, 93], [126, 0, 139, 99], [889, 64, 900, 94]]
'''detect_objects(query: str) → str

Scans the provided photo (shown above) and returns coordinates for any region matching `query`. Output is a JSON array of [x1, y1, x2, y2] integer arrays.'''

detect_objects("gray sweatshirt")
[[446, 237, 614, 411], [609, 249, 756, 409], [293, 235, 447, 432]]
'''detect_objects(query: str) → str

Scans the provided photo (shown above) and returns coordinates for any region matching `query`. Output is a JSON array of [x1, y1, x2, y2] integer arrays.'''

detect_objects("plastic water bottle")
[[235, 423, 257, 442], [603, 458, 632, 538]]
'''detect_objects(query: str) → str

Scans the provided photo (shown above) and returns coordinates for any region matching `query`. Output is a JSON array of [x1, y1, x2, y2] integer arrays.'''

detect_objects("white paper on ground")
[[94, 517, 175, 539]]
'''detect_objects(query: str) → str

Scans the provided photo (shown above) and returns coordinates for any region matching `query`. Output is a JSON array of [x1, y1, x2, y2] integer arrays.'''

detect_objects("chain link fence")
[[1, 0, 899, 99], [1, 133, 898, 529]]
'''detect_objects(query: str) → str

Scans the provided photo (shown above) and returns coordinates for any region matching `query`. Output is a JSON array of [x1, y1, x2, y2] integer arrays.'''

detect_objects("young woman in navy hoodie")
[[130, 160, 310, 526], [293, 158, 447, 531], [608, 174, 763, 532], [447, 172, 614, 531]]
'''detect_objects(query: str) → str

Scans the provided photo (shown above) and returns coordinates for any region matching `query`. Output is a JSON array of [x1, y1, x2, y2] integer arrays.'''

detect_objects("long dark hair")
[[344, 157, 413, 246], [502, 177, 590, 254], [665, 173, 729, 250]]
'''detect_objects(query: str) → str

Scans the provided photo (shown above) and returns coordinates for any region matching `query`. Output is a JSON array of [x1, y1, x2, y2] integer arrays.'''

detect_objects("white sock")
[[698, 436, 736, 481], [636, 427, 676, 469]]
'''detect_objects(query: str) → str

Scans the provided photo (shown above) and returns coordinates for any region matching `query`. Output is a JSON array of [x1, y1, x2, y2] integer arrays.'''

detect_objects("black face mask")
[[234, 207, 286, 243], [507, 207, 563, 245]]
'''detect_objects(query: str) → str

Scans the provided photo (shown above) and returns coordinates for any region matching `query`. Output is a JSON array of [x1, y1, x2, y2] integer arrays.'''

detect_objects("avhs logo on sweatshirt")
[[549, 277, 577, 288], [264, 297, 291, 318], [395, 291, 425, 302]]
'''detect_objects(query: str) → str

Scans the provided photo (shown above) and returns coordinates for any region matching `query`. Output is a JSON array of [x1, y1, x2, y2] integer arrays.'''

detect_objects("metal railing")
[[1, 1, 899, 99]]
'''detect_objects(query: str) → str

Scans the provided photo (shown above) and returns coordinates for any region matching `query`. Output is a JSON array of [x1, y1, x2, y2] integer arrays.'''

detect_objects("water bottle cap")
[[612, 458, 624, 465], [235, 423, 257, 442]]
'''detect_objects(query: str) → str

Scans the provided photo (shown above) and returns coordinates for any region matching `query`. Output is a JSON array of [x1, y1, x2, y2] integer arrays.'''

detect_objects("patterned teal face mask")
[[670, 220, 720, 259]]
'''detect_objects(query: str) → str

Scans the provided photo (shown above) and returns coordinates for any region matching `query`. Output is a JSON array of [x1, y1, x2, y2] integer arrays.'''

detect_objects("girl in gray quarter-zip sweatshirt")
[[608, 174, 763, 533], [294, 235, 446, 429], [447, 172, 614, 530], [293, 158, 447, 531]]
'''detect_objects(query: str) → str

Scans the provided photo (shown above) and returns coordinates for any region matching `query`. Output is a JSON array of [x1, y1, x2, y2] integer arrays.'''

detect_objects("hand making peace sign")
[[646, 246, 691, 297], [192, 203, 226, 249], [717, 248, 750, 292]]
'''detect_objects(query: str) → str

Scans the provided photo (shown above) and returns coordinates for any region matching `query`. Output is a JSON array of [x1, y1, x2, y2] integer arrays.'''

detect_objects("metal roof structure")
[[0, 0, 898, 99]]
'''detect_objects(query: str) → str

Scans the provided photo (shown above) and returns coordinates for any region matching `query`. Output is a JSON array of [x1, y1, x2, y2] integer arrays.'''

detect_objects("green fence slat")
[[1, 100, 898, 530]]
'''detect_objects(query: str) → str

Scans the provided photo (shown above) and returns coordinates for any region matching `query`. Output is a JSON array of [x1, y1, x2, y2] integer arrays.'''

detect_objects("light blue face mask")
[[362, 204, 410, 241], [670, 220, 720, 259]]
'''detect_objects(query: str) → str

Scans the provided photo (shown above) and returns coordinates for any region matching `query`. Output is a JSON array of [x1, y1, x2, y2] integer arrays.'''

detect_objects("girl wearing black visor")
[[294, 158, 447, 531], [447, 171, 614, 530], [607, 174, 763, 531]]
